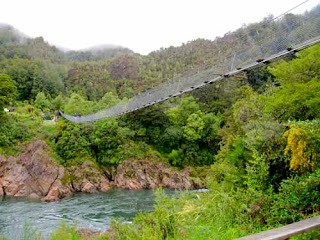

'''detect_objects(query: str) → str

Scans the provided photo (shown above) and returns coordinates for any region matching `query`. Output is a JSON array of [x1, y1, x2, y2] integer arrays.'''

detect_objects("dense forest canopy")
[[66, 45, 134, 62], [1, 5, 319, 104]]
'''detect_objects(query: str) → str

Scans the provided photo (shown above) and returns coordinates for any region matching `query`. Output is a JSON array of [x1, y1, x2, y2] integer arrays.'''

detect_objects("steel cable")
[[61, 0, 320, 123]]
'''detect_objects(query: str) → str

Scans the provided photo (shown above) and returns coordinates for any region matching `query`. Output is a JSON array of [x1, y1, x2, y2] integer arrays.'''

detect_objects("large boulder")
[[115, 159, 202, 190]]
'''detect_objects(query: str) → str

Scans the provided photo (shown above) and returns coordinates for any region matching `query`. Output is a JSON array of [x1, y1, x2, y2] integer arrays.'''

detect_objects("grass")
[[1, 184, 319, 240]]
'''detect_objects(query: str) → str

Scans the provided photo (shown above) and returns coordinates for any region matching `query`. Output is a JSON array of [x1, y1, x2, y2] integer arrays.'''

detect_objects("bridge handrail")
[[236, 216, 320, 240]]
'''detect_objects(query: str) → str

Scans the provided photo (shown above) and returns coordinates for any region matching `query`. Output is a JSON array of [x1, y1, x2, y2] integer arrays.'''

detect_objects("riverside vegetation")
[[1, 7, 320, 240]]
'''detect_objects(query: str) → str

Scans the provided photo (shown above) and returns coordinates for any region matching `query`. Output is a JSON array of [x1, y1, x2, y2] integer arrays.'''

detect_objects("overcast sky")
[[0, 0, 317, 54]]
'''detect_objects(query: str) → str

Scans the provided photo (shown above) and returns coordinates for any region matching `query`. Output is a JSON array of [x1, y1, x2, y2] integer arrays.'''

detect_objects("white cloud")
[[0, 0, 317, 54]]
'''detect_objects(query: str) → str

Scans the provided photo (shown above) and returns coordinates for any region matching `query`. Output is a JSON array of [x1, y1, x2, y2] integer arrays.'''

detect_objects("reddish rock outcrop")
[[42, 187, 60, 202], [0, 141, 115, 201], [67, 161, 114, 194], [115, 159, 202, 190], [0, 140, 72, 201], [0, 140, 204, 202]]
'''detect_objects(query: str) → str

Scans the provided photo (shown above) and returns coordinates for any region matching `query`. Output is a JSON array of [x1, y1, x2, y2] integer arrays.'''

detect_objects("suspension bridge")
[[60, 0, 320, 123]]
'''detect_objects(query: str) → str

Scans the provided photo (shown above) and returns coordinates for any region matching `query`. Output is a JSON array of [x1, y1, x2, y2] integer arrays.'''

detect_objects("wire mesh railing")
[[60, 0, 320, 123]]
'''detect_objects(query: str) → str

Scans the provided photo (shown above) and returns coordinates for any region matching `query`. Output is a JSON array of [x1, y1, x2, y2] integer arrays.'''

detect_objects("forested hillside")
[[66, 45, 134, 62], [1, 5, 320, 240], [1, 5, 320, 103]]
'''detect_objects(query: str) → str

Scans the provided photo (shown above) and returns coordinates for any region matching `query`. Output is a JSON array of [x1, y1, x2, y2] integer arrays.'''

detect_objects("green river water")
[[0, 189, 176, 240]]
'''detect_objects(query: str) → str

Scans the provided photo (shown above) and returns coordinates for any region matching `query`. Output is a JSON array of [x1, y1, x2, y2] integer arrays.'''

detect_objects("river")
[[0, 189, 176, 240]]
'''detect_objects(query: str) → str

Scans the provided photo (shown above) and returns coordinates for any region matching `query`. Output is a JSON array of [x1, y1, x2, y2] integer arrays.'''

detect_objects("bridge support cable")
[[60, 1, 320, 123]]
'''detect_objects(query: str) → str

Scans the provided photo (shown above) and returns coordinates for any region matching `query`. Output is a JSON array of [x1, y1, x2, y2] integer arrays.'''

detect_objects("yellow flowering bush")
[[284, 121, 320, 172]]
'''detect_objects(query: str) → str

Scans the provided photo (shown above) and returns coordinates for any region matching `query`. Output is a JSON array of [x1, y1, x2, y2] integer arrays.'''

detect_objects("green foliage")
[[232, 85, 261, 128], [168, 149, 182, 167], [102, 187, 259, 240], [48, 221, 81, 240], [0, 116, 28, 147], [65, 61, 114, 101], [224, 137, 247, 170], [183, 111, 205, 142], [207, 160, 243, 192], [98, 92, 120, 109], [0, 58, 33, 100], [268, 44, 320, 85], [55, 123, 93, 163], [21, 221, 42, 240], [0, 58, 66, 100], [167, 96, 201, 126], [64, 93, 97, 115], [245, 150, 270, 193], [0, 73, 17, 117], [0, 25, 25, 46], [244, 120, 289, 186], [3, 9, 320, 240], [246, 65, 274, 91], [54, 117, 157, 166], [0, 111, 41, 154], [266, 169, 320, 225], [66, 47, 133, 62], [291, 228, 320, 240], [52, 94, 64, 111], [34, 92, 51, 111], [265, 45, 320, 121], [0, 28, 66, 63], [90, 119, 135, 165], [160, 126, 183, 150], [264, 78, 320, 121], [155, 96, 222, 166]]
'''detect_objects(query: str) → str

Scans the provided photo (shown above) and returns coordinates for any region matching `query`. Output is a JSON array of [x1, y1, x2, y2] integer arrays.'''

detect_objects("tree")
[[167, 96, 201, 126], [52, 94, 64, 111], [34, 92, 51, 111], [64, 93, 97, 115], [268, 44, 320, 86], [183, 111, 205, 142], [98, 92, 120, 109], [284, 120, 320, 172], [0, 73, 17, 116]]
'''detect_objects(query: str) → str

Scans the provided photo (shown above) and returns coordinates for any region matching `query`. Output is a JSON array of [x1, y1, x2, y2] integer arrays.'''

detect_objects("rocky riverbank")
[[0, 140, 72, 201], [0, 140, 203, 201], [115, 159, 202, 190]]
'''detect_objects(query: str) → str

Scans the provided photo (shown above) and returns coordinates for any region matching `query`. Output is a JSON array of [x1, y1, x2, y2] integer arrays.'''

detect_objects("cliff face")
[[67, 162, 114, 194], [115, 159, 203, 190], [0, 140, 72, 201], [0, 140, 202, 201], [0, 140, 113, 201]]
